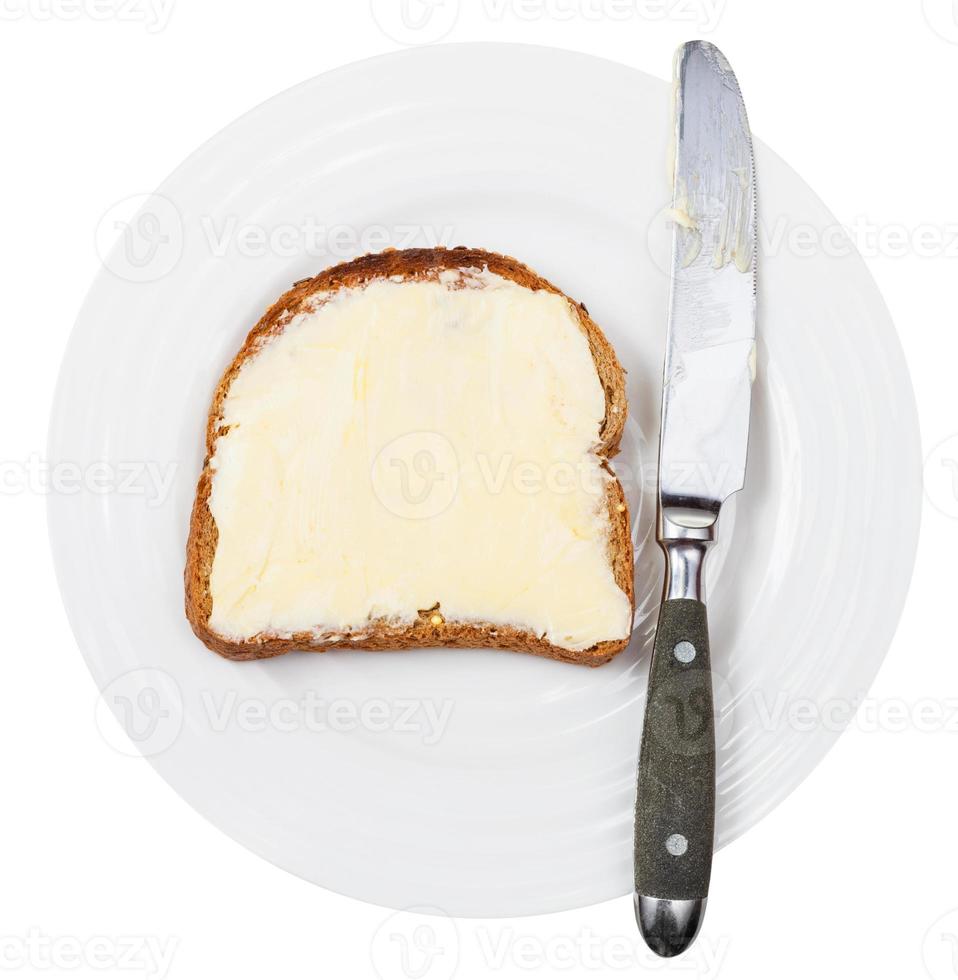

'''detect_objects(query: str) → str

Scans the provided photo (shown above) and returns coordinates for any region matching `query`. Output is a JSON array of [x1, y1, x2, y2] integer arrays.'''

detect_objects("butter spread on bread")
[[185, 248, 634, 666]]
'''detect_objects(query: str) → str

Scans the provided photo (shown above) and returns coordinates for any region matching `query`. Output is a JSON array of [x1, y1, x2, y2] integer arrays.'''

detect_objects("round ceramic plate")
[[49, 44, 920, 916]]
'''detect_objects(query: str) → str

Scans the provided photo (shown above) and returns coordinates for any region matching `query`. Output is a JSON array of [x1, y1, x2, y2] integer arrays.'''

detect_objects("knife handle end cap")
[[634, 893, 706, 958]]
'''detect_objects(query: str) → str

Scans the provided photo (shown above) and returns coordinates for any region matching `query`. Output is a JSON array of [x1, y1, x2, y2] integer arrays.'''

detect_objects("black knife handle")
[[635, 597, 715, 901]]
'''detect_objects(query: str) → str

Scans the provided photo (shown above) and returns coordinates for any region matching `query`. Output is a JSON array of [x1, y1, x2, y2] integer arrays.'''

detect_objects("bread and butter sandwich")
[[185, 247, 634, 666]]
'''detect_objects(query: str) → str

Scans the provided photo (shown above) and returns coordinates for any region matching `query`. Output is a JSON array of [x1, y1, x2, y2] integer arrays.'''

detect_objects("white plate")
[[49, 44, 920, 916]]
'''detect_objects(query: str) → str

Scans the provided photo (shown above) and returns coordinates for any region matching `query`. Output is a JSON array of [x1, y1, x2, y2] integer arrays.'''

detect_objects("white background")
[[2, 1, 957, 978]]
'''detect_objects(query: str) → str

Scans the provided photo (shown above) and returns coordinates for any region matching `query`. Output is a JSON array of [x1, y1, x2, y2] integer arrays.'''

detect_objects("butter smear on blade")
[[207, 270, 632, 652]]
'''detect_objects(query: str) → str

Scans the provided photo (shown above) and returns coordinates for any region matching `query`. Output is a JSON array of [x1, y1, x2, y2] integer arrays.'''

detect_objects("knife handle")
[[634, 596, 715, 954]]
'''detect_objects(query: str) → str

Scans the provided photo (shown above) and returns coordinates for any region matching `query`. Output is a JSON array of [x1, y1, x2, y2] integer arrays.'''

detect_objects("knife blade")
[[634, 40, 757, 957]]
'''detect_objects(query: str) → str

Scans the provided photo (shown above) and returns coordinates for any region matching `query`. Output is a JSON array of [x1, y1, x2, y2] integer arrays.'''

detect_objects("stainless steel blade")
[[659, 41, 757, 531]]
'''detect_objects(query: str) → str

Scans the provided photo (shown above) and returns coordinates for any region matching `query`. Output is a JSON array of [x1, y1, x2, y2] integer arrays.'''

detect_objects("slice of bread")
[[185, 247, 634, 666]]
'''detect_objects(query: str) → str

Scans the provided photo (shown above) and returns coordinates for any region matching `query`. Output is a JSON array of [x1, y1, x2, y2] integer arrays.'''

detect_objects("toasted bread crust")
[[185, 247, 634, 666]]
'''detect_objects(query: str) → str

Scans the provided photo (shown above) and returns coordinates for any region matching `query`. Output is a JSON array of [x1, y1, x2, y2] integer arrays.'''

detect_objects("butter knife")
[[634, 40, 757, 957]]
